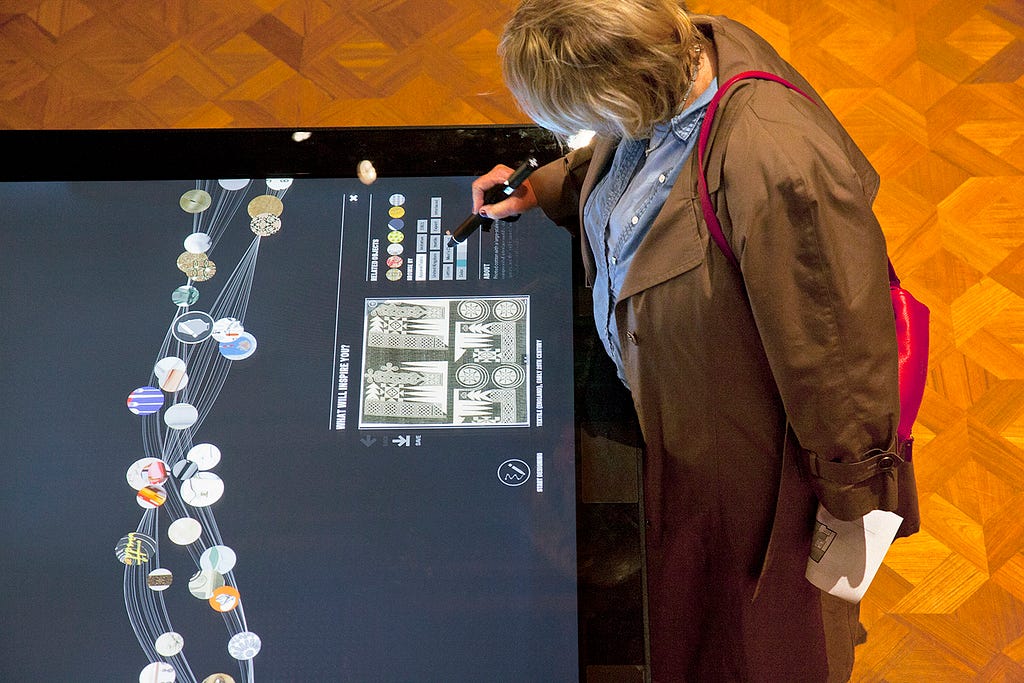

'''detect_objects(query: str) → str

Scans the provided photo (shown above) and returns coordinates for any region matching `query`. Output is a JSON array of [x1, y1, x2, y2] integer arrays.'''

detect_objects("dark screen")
[[0, 132, 581, 682]]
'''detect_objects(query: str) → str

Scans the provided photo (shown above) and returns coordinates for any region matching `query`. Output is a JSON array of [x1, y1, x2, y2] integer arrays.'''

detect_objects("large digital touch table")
[[0, 127, 621, 682]]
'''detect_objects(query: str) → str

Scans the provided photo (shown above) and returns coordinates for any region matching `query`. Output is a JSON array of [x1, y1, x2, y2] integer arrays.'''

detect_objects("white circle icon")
[[497, 459, 531, 487]]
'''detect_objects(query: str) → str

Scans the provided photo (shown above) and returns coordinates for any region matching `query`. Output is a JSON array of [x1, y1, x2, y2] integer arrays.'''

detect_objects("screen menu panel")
[[0, 174, 577, 682]]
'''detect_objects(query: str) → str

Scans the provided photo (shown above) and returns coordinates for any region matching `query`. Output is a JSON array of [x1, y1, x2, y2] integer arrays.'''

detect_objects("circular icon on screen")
[[266, 177, 293, 191], [180, 189, 211, 213], [247, 194, 283, 218], [227, 631, 262, 660], [139, 662, 175, 683], [147, 568, 173, 592], [172, 311, 214, 344], [155, 631, 184, 657], [176, 251, 216, 281], [183, 232, 212, 253], [154, 356, 188, 392], [250, 212, 281, 236], [218, 179, 250, 191], [172, 285, 200, 306], [127, 386, 164, 415], [497, 459, 531, 487], [219, 332, 257, 360]]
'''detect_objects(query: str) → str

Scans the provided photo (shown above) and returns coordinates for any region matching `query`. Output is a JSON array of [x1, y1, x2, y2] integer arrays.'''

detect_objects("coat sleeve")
[[531, 144, 595, 234], [718, 91, 907, 522]]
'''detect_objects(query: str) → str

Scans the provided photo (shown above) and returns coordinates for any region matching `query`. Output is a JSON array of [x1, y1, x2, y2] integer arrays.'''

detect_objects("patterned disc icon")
[[247, 194, 283, 218], [172, 458, 199, 481], [115, 532, 157, 566], [136, 485, 168, 509], [172, 285, 200, 307], [250, 212, 282, 237], [219, 332, 257, 360], [211, 318, 244, 343], [173, 311, 215, 344], [180, 189, 211, 213], [176, 252, 217, 282], [139, 662, 175, 683], [266, 177, 292, 190], [126, 457, 168, 490], [200, 544, 237, 573], [164, 403, 199, 430], [187, 443, 221, 470], [155, 631, 184, 657], [147, 568, 173, 591], [180, 472, 224, 507], [202, 675, 236, 683], [188, 569, 225, 599], [227, 631, 262, 660], [209, 585, 241, 613], [183, 232, 212, 253], [127, 386, 164, 416], [168, 517, 203, 545], [154, 356, 188, 392]]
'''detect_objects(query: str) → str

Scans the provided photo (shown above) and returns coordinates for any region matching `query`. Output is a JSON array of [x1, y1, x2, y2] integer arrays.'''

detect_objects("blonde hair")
[[500, 0, 702, 139]]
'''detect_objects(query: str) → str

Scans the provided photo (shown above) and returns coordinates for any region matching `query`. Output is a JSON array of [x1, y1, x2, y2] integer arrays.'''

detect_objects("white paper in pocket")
[[805, 504, 903, 603]]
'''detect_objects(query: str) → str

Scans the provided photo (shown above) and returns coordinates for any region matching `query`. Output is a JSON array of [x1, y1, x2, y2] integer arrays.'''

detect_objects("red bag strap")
[[696, 70, 900, 287]]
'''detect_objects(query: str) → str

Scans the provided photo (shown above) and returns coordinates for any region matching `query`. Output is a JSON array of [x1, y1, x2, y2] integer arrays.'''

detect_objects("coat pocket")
[[617, 196, 707, 301]]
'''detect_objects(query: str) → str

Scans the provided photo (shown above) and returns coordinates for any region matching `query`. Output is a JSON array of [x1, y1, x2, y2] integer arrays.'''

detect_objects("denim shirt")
[[583, 79, 718, 388]]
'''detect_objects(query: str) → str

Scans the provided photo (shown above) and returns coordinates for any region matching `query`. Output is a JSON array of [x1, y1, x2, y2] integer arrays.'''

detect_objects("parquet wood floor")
[[3, 0, 1023, 680]]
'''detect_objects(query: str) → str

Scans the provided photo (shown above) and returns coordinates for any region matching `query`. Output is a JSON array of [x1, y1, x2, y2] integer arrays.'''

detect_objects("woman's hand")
[[471, 164, 539, 219]]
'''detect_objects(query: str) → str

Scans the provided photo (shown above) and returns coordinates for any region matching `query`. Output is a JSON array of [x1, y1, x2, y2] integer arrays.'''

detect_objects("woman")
[[473, 0, 919, 681]]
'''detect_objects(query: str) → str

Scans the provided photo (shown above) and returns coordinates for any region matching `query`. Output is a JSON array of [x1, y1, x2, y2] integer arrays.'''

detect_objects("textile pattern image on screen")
[[0, 149, 579, 682], [359, 296, 531, 428]]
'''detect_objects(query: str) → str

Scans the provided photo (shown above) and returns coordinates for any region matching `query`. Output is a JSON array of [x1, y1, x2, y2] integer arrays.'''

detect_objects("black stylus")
[[447, 157, 539, 248]]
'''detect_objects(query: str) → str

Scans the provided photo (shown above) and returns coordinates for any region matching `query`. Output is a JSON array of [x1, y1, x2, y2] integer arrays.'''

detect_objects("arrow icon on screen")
[[360, 436, 377, 447]]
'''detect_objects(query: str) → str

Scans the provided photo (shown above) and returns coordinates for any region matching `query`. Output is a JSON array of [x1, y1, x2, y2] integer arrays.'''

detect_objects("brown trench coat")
[[530, 15, 920, 683]]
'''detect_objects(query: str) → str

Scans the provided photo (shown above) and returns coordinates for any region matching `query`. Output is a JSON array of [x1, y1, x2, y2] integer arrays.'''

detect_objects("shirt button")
[[610, 255, 617, 265], [630, 216, 639, 225], [658, 174, 667, 183], [625, 330, 639, 345], [877, 455, 896, 471]]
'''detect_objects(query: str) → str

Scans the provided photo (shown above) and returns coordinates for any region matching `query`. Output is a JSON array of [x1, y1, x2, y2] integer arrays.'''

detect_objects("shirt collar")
[[650, 77, 720, 146]]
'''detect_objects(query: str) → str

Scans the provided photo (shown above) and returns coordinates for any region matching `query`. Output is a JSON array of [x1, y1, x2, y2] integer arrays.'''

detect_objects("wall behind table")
[[3, 1, 1024, 680]]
